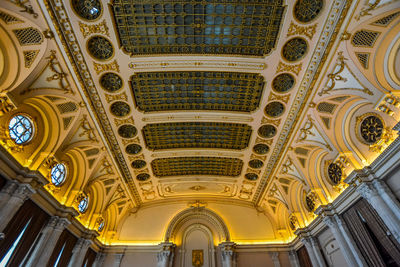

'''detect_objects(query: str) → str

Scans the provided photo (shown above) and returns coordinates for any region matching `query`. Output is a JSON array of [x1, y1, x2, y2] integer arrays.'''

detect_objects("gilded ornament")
[[100, 72, 123, 92], [276, 62, 302, 75], [355, 0, 381, 21], [136, 173, 150, 181], [249, 159, 264, 169], [105, 92, 127, 103], [131, 160, 146, 169], [245, 173, 258, 181], [7, 0, 38, 18], [125, 144, 142, 155], [359, 115, 384, 144], [287, 22, 317, 39], [268, 93, 290, 104], [79, 20, 109, 38], [328, 163, 342, 185], [94, 61, 120, 74]]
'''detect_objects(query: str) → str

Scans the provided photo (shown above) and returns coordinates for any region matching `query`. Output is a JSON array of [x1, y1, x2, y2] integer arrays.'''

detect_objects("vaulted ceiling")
[[0, 0, 399, 245]]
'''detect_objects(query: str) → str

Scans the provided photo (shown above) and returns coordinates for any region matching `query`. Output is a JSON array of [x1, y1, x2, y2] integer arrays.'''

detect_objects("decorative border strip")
[[253, 0, 353, 203], [45, 0, 142, 205]]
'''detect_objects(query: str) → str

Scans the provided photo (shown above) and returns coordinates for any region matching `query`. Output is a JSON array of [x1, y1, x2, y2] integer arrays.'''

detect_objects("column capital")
[[357, 182, 378, 199], [55, 217, 71, 230], [219, 241, 236, 260], [157, 242, 175, 261], [14, 183, 35, 200], [1, 180, 18, 195]]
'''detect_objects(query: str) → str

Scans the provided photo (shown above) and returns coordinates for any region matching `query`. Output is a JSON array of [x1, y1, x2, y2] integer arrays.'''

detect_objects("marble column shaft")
[[323, 215, 365, 267], [270, 252, 281, 267], [25, 216, 70, 267], [301, 236, 326, 267], [0, 183, 34, 232], [357, 181, 400, 243], [288, 250, 300, 267], [67, 238, 92, 267], [92, 252, 106, 267]]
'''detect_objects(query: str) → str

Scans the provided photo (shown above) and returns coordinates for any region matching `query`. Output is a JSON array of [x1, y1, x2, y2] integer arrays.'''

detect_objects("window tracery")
[[8, 115, 34, 144]]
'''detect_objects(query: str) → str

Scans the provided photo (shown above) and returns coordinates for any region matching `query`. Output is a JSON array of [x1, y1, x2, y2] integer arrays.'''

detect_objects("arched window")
[[8, 115, 34, 144], [51, 163, 67, 186], [98, 219, 105, 232], [78, 195, 89, 213]]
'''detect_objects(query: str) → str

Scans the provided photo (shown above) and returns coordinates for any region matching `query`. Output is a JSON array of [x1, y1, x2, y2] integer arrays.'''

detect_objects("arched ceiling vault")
[[0, 0, 400, 244]]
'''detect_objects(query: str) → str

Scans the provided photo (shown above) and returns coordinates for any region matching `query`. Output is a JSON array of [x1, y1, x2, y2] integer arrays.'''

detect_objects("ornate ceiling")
[[0, 0, 399, 245]]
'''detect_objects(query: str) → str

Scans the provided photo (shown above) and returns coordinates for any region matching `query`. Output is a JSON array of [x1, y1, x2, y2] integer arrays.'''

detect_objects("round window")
[[51, 163, 67, 186], [8, 115, 34, 144]]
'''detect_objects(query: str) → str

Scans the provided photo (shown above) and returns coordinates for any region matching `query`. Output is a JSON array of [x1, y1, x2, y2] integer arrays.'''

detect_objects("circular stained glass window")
[[265, 102, 285, 118], [272, 73, 295, 93], [253, 144, 270, 154], [100, 73, 123, 92], [78, 196, 89, 213], [9, 115, 34, 144], [51, 163, 67, 186], [71, 0, 102, 20], [282, 38, 308, 62], [118, 125, 137, 138], [87, 36, 114, 60], [328, 163, 342, 185], [137, 173, 150, 181], [258, 125, 277, 139], [360, 115, 384, 144], [245, 173, 258, 181], [110, 101, 130, 117], [249, 159, 264, 169], [294, 0, 323, 23], [305, 194, 315, 211], [126, 144, 142, 155], [98, 219, 105, 232], [132, 160, 146, 169]]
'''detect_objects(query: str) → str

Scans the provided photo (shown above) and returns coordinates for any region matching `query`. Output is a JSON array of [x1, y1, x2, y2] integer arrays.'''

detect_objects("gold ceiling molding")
[[276, 61, 302, 75], [79, 20, 109, 38], [151, 151, 244, 159], [45, 0, 141, 205], [6, 0, 38, 18], [254, 0, 353, 204], [142, 114, 253, 123], [287, 21, 317, 40], [128, 60, 266, 71]]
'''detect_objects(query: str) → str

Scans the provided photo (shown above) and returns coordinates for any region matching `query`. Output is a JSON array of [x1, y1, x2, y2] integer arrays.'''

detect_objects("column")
[[92, 252, 106, 267], [270, 252, 281, 267], [322, 215, 365, 267], [25, 216, 70, 267], [0, 183, 34, 232], [0, 180, 18, 208], [300, 236, 326, 267], [67, 238, 92, 267], [113, 253, 124, 267], [357, 182, 400, 243], [157, 242, 175, 267], [372, 179, 400, 221], [219, 242, 235, 267], [288, 250, 300, 267]]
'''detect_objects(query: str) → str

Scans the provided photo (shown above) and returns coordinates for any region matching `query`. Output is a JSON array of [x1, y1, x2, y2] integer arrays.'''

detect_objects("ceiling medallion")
[[111, 1, 285, 56], [272, 73, 295, 93], [131, 71, 264, 112], [359, 115, 384, 144], [71, 0, 102, 21], [100, 73, 123, 92], [294, 0, 323, 23], [131, 160, 146, 169], [248, 159, 264, 169], [253, 144, 270, 154], [118, 125, 137, 139], [245, 173, 258, 181], [142, 122, 252, 150], [125, 144, 142, 155], [264, 101, 285, 118], [110, 101, 130, 117], [87, 36, 114, 60], [258, 124, 277, 139], [282, 38, 308, 62], [328, 163, 342, 185], [136, 173, 150, 181]]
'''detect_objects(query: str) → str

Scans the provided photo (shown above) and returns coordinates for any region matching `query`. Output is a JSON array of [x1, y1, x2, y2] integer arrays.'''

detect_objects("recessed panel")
[[111, 0, 285, 56], [131, 71, 264, 112], [151, 157, 243, 177], [143, 122, 252, 150]]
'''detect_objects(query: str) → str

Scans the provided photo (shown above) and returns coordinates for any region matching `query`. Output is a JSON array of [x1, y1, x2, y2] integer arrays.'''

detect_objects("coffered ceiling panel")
[[130, 71, 264, 112], [151, 157, 243, 177], [111, 0, 285, 56], [143, 122, 252, 150]]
